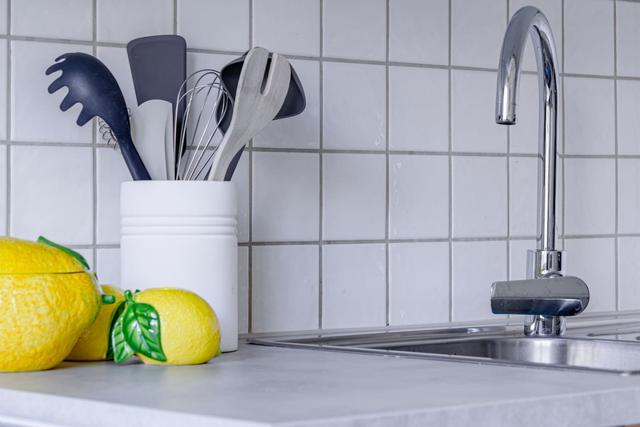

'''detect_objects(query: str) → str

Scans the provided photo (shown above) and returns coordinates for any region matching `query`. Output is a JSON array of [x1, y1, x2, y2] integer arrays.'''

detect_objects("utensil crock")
[[120, 181, 238, 352]]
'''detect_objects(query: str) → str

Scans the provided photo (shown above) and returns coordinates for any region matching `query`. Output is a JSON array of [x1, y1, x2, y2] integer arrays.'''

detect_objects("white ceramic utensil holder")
[[120, 181, 238, 352]]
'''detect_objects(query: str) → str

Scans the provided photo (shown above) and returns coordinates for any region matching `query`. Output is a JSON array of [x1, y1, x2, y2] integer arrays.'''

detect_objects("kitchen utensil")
[[131, 100, 173, 180], [127, 35, 187, 171], [217, 50, 306, 181], [127, 35, 186, 110], [174, 69, 231, 180], [46, 52, 151, 180], [207, 47, 291, 181]]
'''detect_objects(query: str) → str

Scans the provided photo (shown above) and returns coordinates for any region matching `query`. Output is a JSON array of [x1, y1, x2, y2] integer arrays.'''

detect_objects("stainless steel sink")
[[250, 320, 640, 375], [377, 336, 640, 374]]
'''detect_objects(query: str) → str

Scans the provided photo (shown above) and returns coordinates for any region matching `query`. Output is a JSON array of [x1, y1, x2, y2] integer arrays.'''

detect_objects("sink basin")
[[377, 337, 640, 374], [250, 324, 640, 375]]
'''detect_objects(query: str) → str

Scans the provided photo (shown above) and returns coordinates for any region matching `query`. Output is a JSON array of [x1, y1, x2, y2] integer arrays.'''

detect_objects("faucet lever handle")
[[490, 276, 589, 316]]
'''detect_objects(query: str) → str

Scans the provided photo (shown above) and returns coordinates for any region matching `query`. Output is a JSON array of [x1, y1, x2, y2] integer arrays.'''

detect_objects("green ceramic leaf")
[[106, 301, 127, 361], [122, 302, 167, 362], [37, 236, 90, 271], [111, 306, 135, 363]]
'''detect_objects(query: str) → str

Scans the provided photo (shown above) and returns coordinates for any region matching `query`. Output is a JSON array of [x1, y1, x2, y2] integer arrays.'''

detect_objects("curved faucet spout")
[[495, 6, 559, 253]]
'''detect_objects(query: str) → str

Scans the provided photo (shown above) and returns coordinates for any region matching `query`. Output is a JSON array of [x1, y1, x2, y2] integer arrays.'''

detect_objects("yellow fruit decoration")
[[112, 288, 221, 366], [0, 236, 103, 372], [67, 285, 125, 361]]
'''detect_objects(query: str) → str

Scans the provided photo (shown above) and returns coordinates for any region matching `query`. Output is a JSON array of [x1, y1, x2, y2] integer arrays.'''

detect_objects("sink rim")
[[249, 323, 640, 376]]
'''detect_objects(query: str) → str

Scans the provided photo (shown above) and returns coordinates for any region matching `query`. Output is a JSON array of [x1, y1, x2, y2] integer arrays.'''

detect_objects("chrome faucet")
[[490, 6, 589, 336]]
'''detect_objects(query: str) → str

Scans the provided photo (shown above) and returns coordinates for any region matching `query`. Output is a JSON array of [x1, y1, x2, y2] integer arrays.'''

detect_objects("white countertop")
[[1, 341, 640, 426]]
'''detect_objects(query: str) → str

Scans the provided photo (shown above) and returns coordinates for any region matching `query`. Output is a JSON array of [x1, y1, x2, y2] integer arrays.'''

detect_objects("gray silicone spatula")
[[127, 35, 186, 165]]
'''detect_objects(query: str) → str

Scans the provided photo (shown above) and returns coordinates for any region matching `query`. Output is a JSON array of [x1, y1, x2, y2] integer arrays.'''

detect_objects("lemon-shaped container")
[[0, 237, 101, 372]]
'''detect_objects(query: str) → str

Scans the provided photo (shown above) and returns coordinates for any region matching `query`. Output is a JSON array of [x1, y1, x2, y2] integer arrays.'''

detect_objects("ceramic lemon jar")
[[0, 237, 102, 372]]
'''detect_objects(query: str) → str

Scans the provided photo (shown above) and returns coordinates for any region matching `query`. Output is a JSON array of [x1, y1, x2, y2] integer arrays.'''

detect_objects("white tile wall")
[[323, 62, 386, 150], [389, 155, 448, 239], [389, 0, 448, 65], [564, 0, 614, 76], [252, 245, 319, 332], [2, 0, 639, 334], [389, 242, 449, 325], [322, 243, 386, 328]]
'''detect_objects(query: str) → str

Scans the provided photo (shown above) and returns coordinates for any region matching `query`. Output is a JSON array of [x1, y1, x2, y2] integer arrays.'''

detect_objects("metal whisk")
[[174, 69, 231, 180]]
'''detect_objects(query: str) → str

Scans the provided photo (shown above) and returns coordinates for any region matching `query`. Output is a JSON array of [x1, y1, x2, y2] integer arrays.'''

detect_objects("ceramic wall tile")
[[11, 41, 92, 143], [12, 0, 92, 40], [618, 237, 640, 311], [178, 0, 250, 51], [389, 0, 448, 65], [564, 0, 614, 75], [98, 0, 173, 43], [389, 155, 448, 239], [452, 156, 507, 238], [323, 62, 386, 151], [323, 0, 386, 61], [322, 243, 386, 329], [253, 152, 319, 241], [451, 0, 506, 68], [564, 77, 615, 155], [617, 1, 640, 77], [452, 240, 507, 322], [323, 153, 386, 240], [617, 80, 640, 155], [389, 242, 449, 325], [389, 66, 448, 152], [564, 158, 615, 235], [10, 145, 92, 244], [252, 245, 319, 332], [618, 159, 640, 234], [253, 0, 320, 57], [564, 237, 616, 313], [451, 70, 507, 153]]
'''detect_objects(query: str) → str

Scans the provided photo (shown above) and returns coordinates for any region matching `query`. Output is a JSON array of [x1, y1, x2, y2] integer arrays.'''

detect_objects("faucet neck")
[[495, 6, 559, 253]]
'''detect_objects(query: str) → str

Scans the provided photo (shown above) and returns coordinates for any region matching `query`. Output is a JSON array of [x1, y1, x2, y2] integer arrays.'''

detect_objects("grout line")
[[505, 0, 511, 283], [384, 0, 390, 327], [238, 234, 632, 246], [318, 0, 324, 330], [173, 0, 178, 34], [556, 0, 567, 258], [247, 0, 254, 333], [4, 0, 9, 235], [91, 0, 97, 271], [0, 140, 546, 157], [0, 32, 638, 80], [613, 0, 620, 311], [447, 0, 453, 323], [561, 0, 566, 256]]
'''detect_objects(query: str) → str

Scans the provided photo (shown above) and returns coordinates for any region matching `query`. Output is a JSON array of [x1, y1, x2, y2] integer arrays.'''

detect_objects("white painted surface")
[[2, 343, 640, 426]]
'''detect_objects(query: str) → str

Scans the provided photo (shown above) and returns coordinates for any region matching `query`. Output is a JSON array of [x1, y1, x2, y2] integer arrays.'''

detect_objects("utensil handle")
[[223, 147, 244, 181], [119, 134, 152, 180]]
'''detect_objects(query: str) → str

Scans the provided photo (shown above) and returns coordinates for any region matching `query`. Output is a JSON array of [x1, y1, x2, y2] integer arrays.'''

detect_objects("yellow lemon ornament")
[[0, 237, 102, 372], [67, 285, 125, 361], [111, 288, 221, 366]]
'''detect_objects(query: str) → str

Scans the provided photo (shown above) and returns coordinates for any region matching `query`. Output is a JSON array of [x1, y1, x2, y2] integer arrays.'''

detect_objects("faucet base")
[[524, 315, 565, 336]]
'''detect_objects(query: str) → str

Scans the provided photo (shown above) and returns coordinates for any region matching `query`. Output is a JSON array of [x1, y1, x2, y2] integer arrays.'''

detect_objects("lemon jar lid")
[[0, 236, 89, 275]]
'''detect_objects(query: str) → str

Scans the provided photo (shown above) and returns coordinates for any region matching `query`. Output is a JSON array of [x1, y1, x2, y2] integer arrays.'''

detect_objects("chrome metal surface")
[[496, 6, 558, 253], [494, 7, 588, 336], [491, 276, 589, 316], [250, 317, 640, 375], [376, 337, 640, 375]]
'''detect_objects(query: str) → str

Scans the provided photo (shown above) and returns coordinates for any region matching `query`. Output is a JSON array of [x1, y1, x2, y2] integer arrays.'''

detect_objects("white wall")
[[1, 0, 639, 334]]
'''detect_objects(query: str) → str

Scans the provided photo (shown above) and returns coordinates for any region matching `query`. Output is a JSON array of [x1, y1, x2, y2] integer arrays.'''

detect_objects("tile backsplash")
[[2, 0, 640, 334]]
